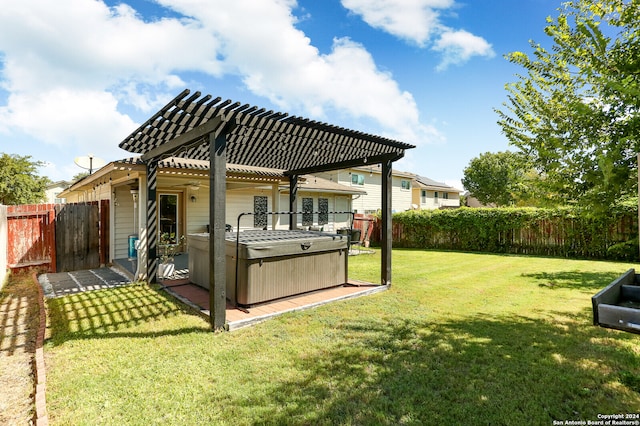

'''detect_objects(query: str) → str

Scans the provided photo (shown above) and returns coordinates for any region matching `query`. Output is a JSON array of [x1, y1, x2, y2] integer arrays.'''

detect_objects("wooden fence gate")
[[7, 201, 109, 272], [7, 204, 56, 271]]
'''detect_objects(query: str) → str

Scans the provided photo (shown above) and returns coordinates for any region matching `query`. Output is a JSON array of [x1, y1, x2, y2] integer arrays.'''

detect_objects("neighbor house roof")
[[413, 176, 461, 193], [295, 175, 367, 195]]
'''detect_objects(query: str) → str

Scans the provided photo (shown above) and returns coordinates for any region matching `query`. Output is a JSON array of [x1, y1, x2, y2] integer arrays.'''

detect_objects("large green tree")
[[462, 151, 529, 206], [495, 0, 640, 210], [0, 153, 50, 205]]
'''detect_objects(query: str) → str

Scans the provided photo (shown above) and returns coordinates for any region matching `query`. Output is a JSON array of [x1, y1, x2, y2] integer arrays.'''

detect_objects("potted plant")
[[158, 232, 185, 279]]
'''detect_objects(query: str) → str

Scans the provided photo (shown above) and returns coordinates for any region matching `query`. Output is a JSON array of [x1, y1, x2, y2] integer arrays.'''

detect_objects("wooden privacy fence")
[[5, 201, 109, 272], [370, 208, 639, 261]]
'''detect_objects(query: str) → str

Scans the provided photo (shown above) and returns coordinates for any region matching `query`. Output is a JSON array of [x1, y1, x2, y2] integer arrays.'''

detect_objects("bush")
[[385, 205, 638, 261]]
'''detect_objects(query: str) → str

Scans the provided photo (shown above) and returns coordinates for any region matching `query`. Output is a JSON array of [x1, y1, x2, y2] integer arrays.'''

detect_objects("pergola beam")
[[381, 158, 393, 286], [284, 152, 404, 177], [141, 116, 224, 162]]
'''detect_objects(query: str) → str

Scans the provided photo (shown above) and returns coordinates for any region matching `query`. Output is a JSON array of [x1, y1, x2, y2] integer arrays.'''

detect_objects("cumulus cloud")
[[341, 0, 454, 46], [340, 0, 494, 70], [0, 0, 441, 176], [157, 0, 440, 144], [433, 29, 495, 71]]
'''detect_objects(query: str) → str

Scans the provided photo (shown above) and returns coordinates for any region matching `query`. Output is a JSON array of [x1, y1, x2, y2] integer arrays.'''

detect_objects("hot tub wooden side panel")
[[238, 249, 348, 305]]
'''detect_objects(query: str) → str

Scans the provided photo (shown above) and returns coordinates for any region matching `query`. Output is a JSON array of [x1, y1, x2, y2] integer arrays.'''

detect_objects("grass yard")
[[45, 250, 640, 425]]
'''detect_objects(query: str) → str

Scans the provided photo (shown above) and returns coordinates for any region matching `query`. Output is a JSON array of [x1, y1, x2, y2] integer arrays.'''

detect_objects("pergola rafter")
[[118, 89, 415, 330]]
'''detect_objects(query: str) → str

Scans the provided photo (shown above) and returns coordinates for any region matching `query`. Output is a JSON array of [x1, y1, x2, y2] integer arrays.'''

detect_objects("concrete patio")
[[43, 253, 387, 331]]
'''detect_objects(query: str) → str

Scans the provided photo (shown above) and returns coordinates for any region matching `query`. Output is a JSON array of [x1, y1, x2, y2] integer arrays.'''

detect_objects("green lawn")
[[45, 250, 640, 425]]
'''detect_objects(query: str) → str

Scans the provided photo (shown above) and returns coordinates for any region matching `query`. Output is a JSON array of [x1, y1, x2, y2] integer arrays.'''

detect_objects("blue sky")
[[0, 0, 561, 189]]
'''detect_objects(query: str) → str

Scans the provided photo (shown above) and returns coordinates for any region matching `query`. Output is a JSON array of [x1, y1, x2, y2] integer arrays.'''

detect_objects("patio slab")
[[38, 267, 132, 298], [38, 266, 386, 330], [159, 279, 387, 331]]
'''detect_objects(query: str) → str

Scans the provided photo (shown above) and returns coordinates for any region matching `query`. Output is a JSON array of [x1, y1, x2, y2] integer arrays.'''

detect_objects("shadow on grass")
[[234, 311, 640, 425], [0, 272, 40, 357], [521, 270, 623, 291], [47, 284, 209, 345]]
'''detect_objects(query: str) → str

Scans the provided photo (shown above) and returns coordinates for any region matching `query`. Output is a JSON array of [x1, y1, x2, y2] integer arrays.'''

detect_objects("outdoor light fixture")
[[191, 195, 197, 203]]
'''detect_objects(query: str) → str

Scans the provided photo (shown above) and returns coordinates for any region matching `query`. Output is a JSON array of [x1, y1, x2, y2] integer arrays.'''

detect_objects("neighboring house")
[[59, 157, 365, 265], [317, 166, 416, 214], [44, 180, 72, 203], [317, 166, 461, 213], [411, 176, 461, 210], [463, 191, 496, 208]]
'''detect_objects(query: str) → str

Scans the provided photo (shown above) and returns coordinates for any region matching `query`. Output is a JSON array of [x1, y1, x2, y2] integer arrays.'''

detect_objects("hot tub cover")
[[227, 230, 348, 259]]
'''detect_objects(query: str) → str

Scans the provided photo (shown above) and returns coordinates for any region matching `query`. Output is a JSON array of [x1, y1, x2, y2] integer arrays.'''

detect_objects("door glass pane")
[[159, 194, 179, 243], [318, 198, 328, 225], [302, 198, 314, 226], [254, 196, 268, 228]]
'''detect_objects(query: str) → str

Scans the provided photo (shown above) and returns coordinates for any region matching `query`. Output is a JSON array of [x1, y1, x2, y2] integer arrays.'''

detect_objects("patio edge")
[[226, 284, 390, 331]]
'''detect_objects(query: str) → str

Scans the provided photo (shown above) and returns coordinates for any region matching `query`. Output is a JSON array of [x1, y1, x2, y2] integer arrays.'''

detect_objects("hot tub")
[[188, 230, 349, 306]]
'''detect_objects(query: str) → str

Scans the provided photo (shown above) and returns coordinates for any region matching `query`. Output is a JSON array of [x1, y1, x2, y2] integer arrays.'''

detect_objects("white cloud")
[[433, 29, 495, 71], [156, 0, 440, 145], [0, 0, 442, 174], [340, 0, 494, 70], [341, 0, 454, 46]]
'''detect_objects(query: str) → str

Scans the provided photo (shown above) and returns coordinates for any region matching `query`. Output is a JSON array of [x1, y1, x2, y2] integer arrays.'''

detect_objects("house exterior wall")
[[413, 189, 460, 210], [113, 186, 137, 259], [318, 168, 414, 213], [185, 187, 210, 234], [277, 192, 352, 231], [44, 182, 70, 203], [65, 175, 355, 263]]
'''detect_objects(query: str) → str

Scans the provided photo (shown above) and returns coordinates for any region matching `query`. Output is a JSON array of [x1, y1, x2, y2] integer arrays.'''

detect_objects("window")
[[254, 196, 268, 228], [318, 198, 329, 225], [351, 173, 365, 186], [159, 193, 179, 243], [442, 192, 449, 199], [401, 180, 411, 190], [434, 191, 439, 199], [302, 198, 314, 226], [420, 190, 427, 204]]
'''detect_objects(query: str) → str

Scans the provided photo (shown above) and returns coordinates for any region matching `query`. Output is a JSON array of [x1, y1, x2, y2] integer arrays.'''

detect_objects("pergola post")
[[381, 158, 392, 286], [289, 174, 298, 230], [209, 131, 228, 330], [146, 159, 158, 283]]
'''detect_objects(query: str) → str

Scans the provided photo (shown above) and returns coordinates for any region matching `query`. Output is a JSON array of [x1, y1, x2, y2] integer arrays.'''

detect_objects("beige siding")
[[113, 186, 136, 259], [319, 168, 414, 213], [227, 187, 274, 230], [393, 177, 414, 212], [277, 192, 352, 230], [185, 189, 209, 234], [418, 190, 461, 210]]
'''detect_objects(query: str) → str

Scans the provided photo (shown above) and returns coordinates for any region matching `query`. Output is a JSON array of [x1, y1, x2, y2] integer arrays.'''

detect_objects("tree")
[[72, 172, 89, 183], [495, 0, 640, 211], [462, 151, 533, 206], [0, 153, 50, 205]]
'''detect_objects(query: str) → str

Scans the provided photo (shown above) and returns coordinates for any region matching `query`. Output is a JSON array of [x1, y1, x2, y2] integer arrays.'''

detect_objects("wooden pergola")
[[118, 89, 415, 330]]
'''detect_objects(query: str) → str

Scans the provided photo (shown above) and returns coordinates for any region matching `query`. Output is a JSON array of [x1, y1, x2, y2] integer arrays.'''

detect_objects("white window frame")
[[351, 173, 365, 186]]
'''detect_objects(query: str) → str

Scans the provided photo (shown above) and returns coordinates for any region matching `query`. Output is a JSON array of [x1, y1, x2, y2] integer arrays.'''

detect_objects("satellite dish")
[[74, 154, 106, 174]]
